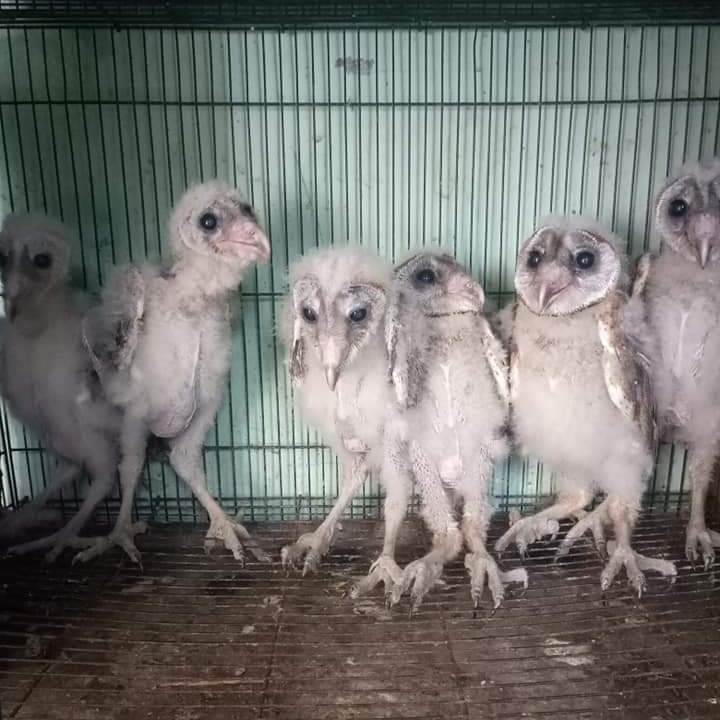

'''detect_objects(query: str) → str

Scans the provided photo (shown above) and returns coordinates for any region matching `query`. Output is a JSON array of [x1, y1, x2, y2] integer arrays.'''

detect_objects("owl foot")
[[71, 521, 149, 566], [601, 541, 677, 598], [555, 504, 608, 561], [6, 529, 88, 561], [281, 529, 333, 575], [203, 514, 271, 564], [685, 520, 720, 570], [464, 551, 528, 613], [349, 554, 404, 601], [495, 512, 561, 557], [389, 555, 445, 615]]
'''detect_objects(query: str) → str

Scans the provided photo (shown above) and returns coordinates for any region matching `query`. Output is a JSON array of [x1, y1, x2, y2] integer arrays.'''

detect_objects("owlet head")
[[392, 251, 484, 318], [287, 247, 391, 390], [654, 158, 720, 268], [0, 214, 73, 321], [515, 218, 623, 316], [168, 180, 270, 270]]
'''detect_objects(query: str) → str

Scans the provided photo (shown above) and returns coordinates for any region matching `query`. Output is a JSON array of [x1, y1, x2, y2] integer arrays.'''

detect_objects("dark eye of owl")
[[348, 307, 367, 322], [668, 198, 688, 218], [414, 268, 436, 284], [33, 253, 52, 269], [526, 250, 542, 268], [302, 306, 317, 323], [199, 212, 218, 231], [575, 251, 595, 269]]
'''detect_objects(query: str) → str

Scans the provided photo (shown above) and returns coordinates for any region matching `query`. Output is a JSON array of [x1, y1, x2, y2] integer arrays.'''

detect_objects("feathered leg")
[[8, 456, 116, 562], [1, 457, 80, 546], [462, 492, 528, 612], [601, 496, 676, 598], [387, 440, 462, 613], [685, 445, 720, 569], [350, 431, 409, 599], [495, 484, 593, 557], [167, 408, 269, 564], [281, 454, 367, 574], [72, 419, 149, 564]]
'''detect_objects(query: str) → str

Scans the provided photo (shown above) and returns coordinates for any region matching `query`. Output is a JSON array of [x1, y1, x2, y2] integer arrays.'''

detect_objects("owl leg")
[[601, 497, 676, 598], [494, 486, 594, 558], [350, 435, 409, 600], [462, 495, 528, 612], [555, 498, 610, 560], [72, 420, 150, 565], [385, 441, 463, 614], [1, 457, 80, 548], [282, 455, 367, 574], [685, 446, 720, 569]]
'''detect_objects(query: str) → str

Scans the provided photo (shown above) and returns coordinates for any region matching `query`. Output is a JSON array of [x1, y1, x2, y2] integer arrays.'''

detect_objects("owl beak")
[[696, 237, 711, 268], [324, 365, 339, 391], [446, 274, 484, 312], [321, 336, 347, 391], [537, 282, 569, 313], [217, 219, 270, 262], [688, 212, 719, 269]]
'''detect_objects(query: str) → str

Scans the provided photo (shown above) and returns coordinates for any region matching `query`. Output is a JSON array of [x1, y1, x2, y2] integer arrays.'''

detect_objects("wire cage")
[[0, 1, 719, 526]]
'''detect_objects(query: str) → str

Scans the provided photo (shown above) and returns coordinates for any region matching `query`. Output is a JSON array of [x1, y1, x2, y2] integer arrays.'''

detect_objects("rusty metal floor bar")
[[1, 514, 719, 720]]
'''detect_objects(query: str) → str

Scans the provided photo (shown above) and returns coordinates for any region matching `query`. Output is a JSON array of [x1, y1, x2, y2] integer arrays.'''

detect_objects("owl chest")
[[334, 376, 378, 454], [140, 310, 226, 438], [512, 328, 608, 419]]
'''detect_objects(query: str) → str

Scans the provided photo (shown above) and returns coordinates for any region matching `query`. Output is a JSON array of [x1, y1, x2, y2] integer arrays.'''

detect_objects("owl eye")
[[33, 253, 52, 269], [575, 251, 595, 269], [668, 198, 688, 218], [199, 212, 218, 231], [302, 306, 317, 323], [526, 250, 542, 268], [348, 307, 367, 323], [414, 268, 436, 284]]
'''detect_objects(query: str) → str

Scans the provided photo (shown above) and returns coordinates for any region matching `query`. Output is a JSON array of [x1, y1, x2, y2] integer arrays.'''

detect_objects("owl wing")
[[478, 314, 510, 407], [385, 289, 424, 408], [631, 252, 654, 298], [82, 264, 146, 382], [597, 289, 656, 450]]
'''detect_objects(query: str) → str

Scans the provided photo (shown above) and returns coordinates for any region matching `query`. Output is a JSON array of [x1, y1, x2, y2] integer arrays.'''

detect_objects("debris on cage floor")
[[1, 514, 719, 720]]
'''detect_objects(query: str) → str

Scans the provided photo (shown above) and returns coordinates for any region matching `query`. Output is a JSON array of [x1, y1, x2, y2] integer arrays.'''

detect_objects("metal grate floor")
[[1, 514, 719, 719]]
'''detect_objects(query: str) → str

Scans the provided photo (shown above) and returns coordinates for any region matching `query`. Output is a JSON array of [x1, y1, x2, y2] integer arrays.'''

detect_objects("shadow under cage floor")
[[0, 515, 719, 720]]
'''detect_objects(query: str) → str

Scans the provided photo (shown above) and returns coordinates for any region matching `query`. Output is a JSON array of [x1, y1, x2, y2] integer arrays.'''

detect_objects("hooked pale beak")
[[445, 274, 484, 312], [696, 237, 711, 269], [537, 282, 569, 313], [324, 365, 339, 391], [217, 219, 271, 262]]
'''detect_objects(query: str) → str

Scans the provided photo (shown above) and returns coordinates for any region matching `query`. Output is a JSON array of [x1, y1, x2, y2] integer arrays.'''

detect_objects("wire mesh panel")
[[0, 15, 718, 522]]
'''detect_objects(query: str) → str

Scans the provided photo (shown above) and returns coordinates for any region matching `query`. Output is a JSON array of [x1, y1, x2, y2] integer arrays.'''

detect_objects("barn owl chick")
[[75, 181, 271, 565], [630, 159, 720, 568], [495, 218, 676, 596], [0, 214, 122, 560], [279, 247, 397, 577], [379, 252, 526, 612]]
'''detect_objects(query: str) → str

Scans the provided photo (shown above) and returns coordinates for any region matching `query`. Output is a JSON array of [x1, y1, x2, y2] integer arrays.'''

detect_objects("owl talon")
[[685, 522, 718, 570], [350, 554, 403, 599], [281, 530, 331, 572], [495, 514, 561, 558]]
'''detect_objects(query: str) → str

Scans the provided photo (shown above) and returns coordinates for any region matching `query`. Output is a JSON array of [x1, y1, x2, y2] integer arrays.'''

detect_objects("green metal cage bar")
[[0, 12, 718, 524]]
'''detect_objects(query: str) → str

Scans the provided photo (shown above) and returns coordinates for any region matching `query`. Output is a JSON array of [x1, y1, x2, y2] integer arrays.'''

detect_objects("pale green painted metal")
[[0, 25, 718, 522]]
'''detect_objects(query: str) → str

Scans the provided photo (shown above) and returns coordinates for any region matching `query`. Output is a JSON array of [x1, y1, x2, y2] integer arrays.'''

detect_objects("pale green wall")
[[0, 25, 717, 521]]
